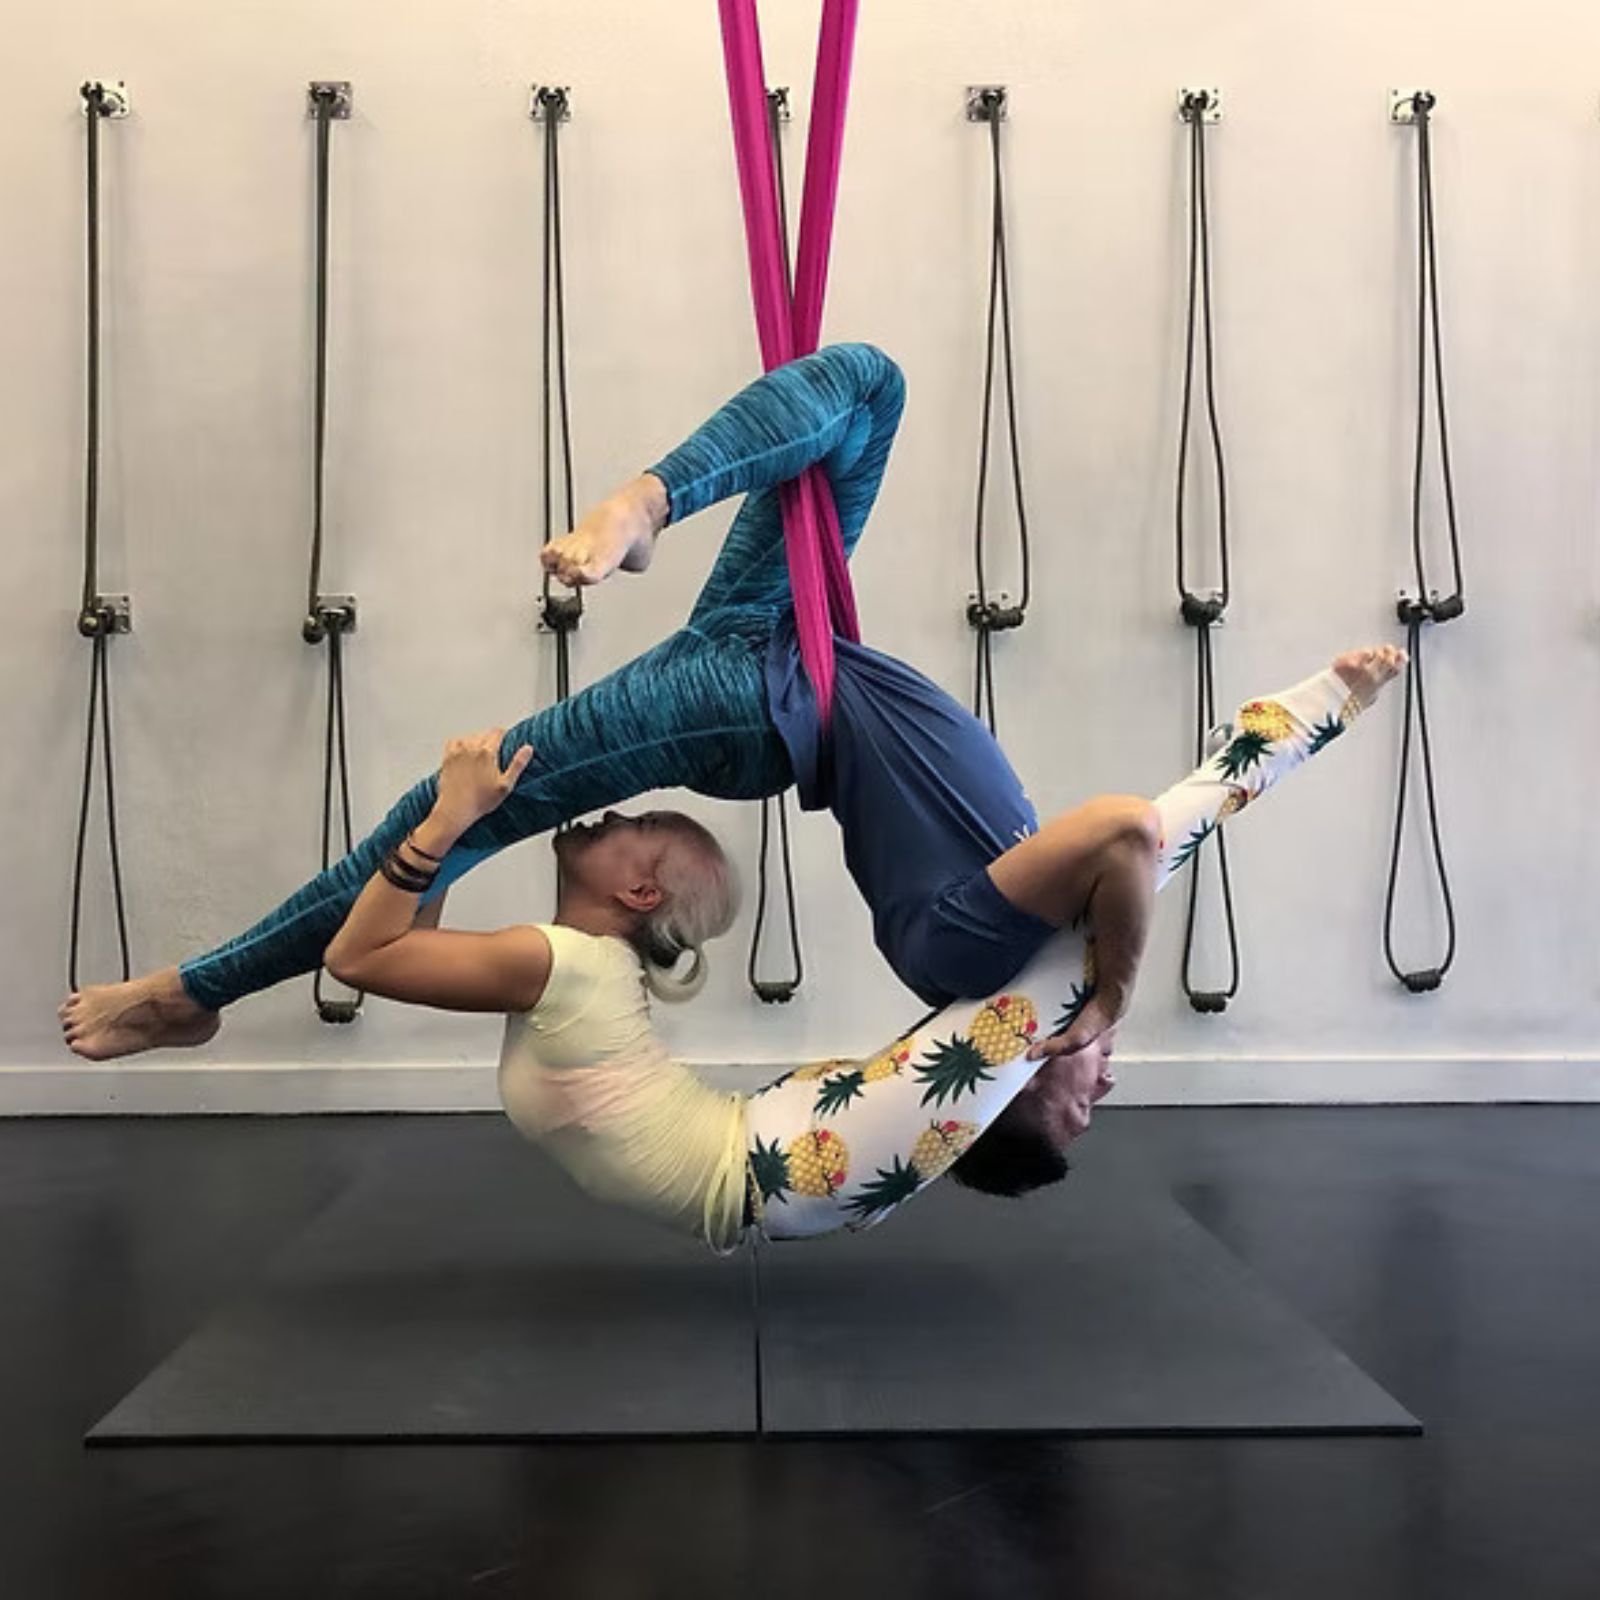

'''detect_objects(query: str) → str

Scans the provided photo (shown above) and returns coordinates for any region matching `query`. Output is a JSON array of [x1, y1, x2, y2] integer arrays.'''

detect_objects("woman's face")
[[553, 810, 673, 902]]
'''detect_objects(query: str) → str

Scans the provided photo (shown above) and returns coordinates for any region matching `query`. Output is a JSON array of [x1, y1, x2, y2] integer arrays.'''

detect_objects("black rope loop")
[[745, 82, 805, 1004], [1173, 82, 1238, 1012], [1383, 617, 1457, 990], [748, 792, 804, 1004], [538, 83, 582, 711], [304, 88, 335, 635], [1382, 90, 1464, 992], [968, 92, 1032, 735], [312, 622, 363, 1023], [1178, 621, 1241, 1011], [69, 633, 133, 992], [69, 80, 134, 993], [301, 86, 363, 1022], [79, 81, 110, 633]]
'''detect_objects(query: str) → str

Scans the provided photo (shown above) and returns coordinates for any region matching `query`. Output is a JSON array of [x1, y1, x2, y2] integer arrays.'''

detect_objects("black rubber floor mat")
[[755, 1169, 1420, 1436], [87, 1126, 1417, 1442], [88, 1129, 758, 1442]]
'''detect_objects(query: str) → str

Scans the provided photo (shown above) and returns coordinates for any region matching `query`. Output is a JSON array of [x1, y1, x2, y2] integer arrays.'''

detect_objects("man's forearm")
[[325, 805, 465, 968], [1083, 836, 1158, 1018]]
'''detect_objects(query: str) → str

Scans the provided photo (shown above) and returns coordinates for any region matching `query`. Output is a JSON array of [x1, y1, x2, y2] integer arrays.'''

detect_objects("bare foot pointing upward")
[[1332, 644, 1407, 711], [541, 473, 670, 589]]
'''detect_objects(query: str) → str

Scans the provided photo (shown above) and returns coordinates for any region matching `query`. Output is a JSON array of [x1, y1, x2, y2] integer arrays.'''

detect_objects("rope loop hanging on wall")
[[1174, 86, 1239, 1014], [534, 85, 583, 712], [747, 82, 805, 1004], [1384, 89, 1465, 994], [69, 80, 134, 994], [304, 80, 363, 1025], [965, 84, 1032, 736]]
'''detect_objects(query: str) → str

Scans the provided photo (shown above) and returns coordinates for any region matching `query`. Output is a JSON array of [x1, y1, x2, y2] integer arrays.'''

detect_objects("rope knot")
[[966, 598, 1025, 633], [1180, 593, 1226, 628], [540, 592, 584, 633]]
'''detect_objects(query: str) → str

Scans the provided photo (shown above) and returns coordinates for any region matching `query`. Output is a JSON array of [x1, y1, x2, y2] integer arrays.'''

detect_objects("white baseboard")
[[4, 1054, 1599, 1116]]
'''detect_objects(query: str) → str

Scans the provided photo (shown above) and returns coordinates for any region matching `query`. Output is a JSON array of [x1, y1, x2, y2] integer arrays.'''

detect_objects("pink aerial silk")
[[717, 0, 861, 725]]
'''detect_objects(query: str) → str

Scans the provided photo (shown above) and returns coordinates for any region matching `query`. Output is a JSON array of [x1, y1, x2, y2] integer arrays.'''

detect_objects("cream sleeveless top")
[[496, 925, 748, 1251]]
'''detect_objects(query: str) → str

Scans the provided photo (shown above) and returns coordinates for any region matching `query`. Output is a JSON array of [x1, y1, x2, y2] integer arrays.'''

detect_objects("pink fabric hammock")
[[717, 0, 861, 724]]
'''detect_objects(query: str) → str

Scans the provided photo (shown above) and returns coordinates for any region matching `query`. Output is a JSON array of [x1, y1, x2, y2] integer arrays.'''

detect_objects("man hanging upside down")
[[59, 345, 1404, 1250]]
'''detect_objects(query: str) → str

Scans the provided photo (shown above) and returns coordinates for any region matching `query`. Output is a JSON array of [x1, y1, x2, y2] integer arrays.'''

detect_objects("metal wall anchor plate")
[[308, 81, 353, 119], [530, 85, 571, 122], [966, 85, 1007, 122], [81, 80, 131, 118]]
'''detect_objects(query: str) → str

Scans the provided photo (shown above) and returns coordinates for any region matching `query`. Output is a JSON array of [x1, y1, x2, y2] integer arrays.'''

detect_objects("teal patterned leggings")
[[180, 344, 906, 1010]]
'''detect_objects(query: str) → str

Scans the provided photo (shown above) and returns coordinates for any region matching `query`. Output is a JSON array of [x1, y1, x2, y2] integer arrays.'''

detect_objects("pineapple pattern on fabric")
[[1167, 820, 1214, 873], [1217, 728, 1273, 781], [970, 994, 1039, 1063], [749, 1135, 792, 1204], [911, 1119, 980, 1181], [844, 1156, 922, 1224], [1218, 784, 1250, 818], [843, 1122, 980, 1228], [863, 1042, 913, 1083], [915, 994, 1037, 1109], [814, 1068, 865, 1117], [788, 1129, 849, 1196], [791, 1056, 850, 1082], [751, 1056, 851, 1098], [1306, 715, 1345, 756], [814, 1041, 915, 1117], [1236, 699, 1297, 742], [751, 1129, 850, 1204], [744, 666, 1373, 1246]]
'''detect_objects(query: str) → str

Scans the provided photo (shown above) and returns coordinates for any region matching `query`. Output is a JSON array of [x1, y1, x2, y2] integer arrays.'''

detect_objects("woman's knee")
[[812, 341, 905, 410]]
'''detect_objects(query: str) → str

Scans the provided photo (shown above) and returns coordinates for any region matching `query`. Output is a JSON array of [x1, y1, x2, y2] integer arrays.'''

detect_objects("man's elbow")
[[1107, 796, 1161, 857]]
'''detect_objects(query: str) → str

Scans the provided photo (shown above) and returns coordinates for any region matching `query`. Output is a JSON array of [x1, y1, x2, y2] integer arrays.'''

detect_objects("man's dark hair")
[[947, 1113, 1071, 1197]]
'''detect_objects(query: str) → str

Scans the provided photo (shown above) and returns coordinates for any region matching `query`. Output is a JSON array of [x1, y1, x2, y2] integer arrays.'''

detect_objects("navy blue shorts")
[[892, 865, 1057, 1013]]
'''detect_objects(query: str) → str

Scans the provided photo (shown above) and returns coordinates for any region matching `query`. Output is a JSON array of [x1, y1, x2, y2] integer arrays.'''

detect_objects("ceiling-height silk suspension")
[[716, 0, 861, 725]]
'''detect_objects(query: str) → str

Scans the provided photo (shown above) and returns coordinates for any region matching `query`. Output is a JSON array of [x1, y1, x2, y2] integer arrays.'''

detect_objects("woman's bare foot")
[[1332, 644, 1408, 712], [540, 473, 669, 589], [59, 967, 220, 1062]]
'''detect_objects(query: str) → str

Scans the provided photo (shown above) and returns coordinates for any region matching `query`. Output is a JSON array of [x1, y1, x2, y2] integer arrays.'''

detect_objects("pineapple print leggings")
[[178, 344, 905, 1011], [744, 665, 1363, 1240]]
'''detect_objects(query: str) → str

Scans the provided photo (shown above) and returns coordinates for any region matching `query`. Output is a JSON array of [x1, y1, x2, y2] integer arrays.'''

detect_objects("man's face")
[[1012, 1028, 1118, 1148]]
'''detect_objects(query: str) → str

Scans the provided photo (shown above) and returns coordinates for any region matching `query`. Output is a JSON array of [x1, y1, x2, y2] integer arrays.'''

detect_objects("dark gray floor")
[[87, 1124, 1413, 1442], [758, 1170, 1414, 1436], [89, 1136, 760, 1441], [3, 1107, 1598, 1599]]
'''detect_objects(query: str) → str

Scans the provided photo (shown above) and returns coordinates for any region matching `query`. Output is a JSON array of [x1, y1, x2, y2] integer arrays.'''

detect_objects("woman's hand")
[[435, 729, 533, 830]]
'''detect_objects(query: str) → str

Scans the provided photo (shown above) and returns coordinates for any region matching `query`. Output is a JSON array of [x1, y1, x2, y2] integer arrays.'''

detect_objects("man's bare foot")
[[540, 473, 669, 589], [59, 966, 220, 1062], [1332, 644, 1408, 712]]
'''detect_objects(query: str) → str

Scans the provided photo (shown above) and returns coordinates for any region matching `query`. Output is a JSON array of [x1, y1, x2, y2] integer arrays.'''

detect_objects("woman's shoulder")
[[539, 925, 645, 987]]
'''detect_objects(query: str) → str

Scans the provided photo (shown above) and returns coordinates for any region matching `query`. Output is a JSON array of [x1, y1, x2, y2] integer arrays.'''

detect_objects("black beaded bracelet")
[[388, 847, 436, 881], [403, 831, 445, 864], [380, 851, 436, 893]]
